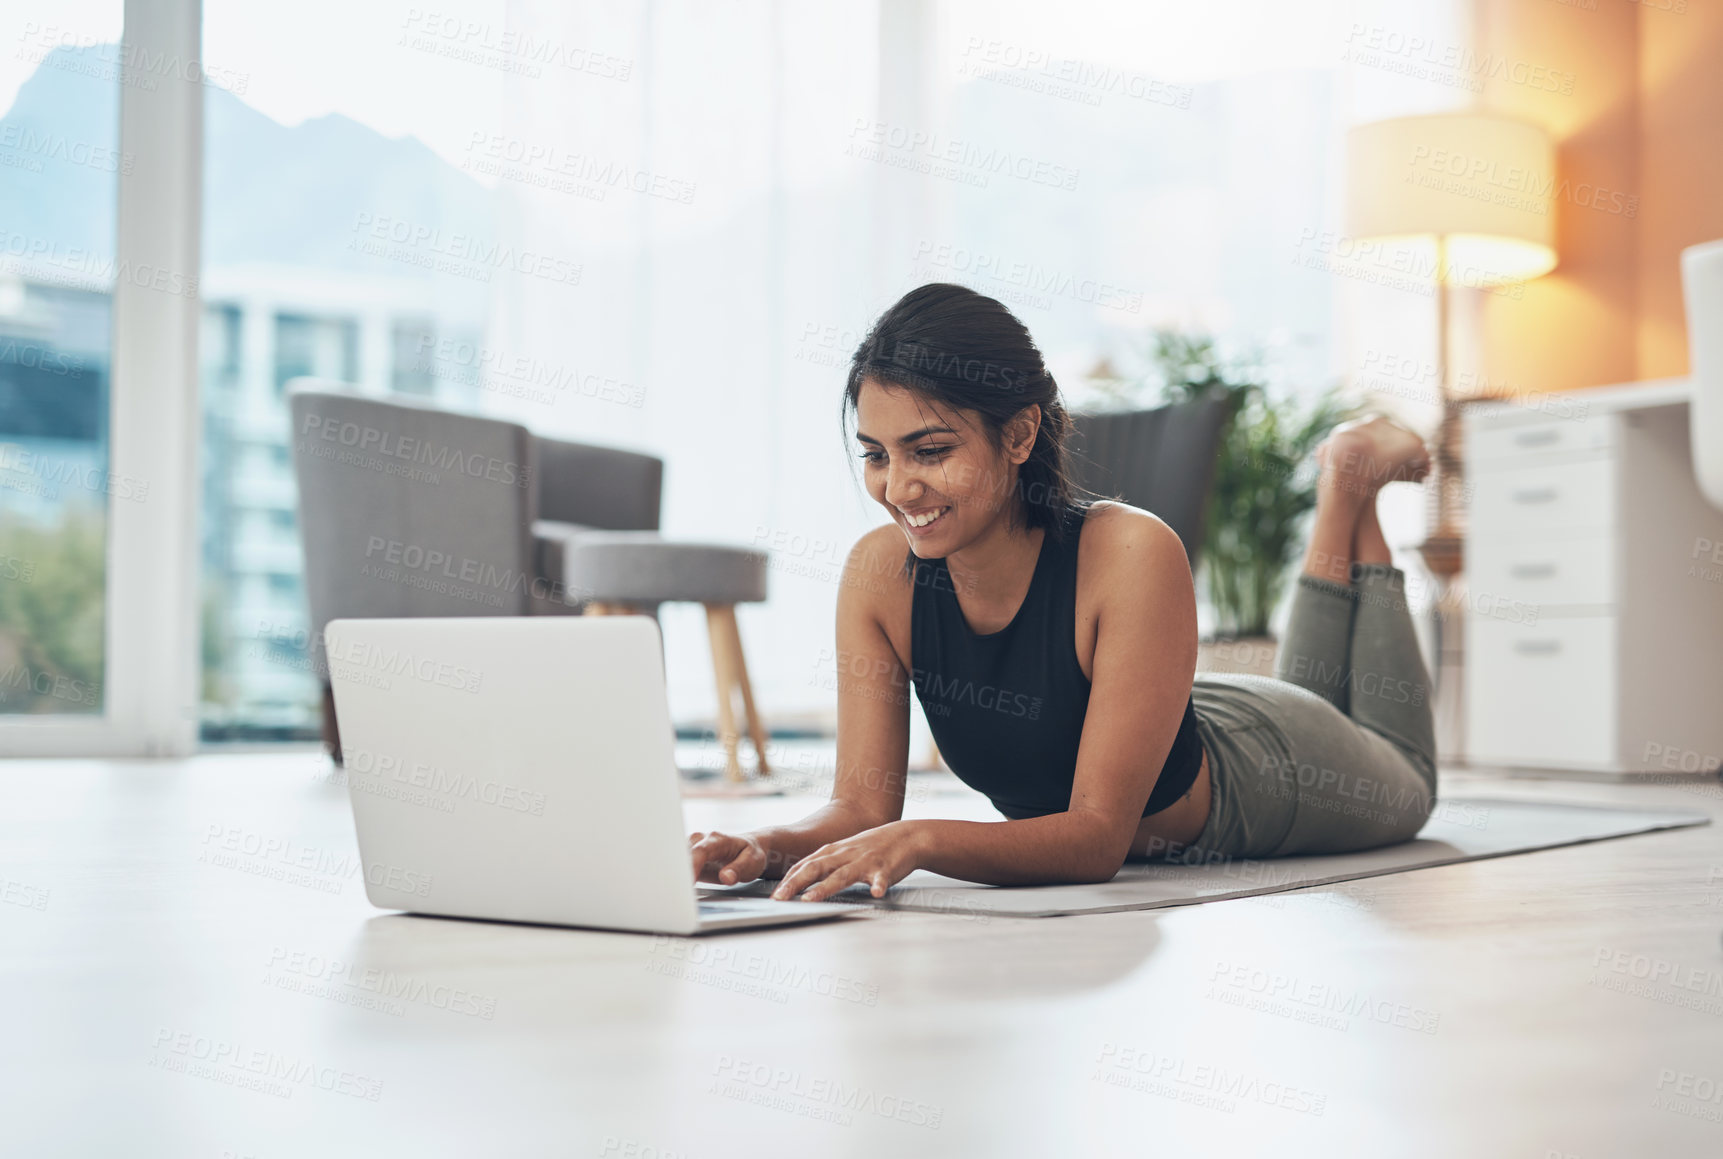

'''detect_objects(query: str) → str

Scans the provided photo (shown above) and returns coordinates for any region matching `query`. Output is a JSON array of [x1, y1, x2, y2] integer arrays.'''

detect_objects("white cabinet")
[[1463, 381, 1723, 774]]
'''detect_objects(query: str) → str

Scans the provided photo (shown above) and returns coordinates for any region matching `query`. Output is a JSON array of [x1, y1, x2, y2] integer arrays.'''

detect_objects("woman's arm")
[[691, 527, 915, 884], [772, 507, 1198, 899]]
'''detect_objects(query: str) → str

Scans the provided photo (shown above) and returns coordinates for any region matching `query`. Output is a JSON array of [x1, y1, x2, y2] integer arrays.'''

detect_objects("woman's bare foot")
[[1315, 415, 1431, 497]]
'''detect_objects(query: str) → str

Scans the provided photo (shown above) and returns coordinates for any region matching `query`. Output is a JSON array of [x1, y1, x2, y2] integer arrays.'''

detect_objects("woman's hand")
[[689, 830, 772, 886], [771, 821, 926, 902]]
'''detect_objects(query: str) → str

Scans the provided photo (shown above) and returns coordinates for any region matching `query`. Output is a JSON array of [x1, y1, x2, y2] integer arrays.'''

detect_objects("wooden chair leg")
[[716, 605, 770, 777], [704, 603, 745, 782]]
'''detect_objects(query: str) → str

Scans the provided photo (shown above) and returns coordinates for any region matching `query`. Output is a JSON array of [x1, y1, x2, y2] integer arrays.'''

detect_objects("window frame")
[[5, 0, 205, 756]]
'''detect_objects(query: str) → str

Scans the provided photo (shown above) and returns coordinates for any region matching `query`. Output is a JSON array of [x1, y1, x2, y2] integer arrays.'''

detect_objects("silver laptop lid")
[[324, 615, 698, 933]]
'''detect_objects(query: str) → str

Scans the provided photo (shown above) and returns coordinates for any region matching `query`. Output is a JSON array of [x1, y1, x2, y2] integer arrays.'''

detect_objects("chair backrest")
[[1066, 392, 1231, 564], [288, 383, 538, 677], [533, 436, 663, 531]]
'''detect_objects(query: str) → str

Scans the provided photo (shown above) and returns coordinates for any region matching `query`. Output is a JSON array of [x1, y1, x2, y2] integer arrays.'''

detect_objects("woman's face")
[[854, 378, 1038, 557]]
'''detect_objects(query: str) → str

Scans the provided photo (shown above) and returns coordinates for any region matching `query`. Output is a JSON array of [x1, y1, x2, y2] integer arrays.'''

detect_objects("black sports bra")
[[908, 502, 1205, 819]]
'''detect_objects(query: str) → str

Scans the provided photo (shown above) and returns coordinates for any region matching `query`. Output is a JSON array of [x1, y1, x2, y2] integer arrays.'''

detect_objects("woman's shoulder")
[[838, 523, 919, 665], [839, 523, 920, 605], [847, 521, 917, 572], [1073, 500, 1189, 579]]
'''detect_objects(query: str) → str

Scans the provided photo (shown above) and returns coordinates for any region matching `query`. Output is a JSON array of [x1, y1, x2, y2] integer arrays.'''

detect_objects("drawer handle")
[[1513, 639, 1562, 657], [1514, 429, 1561, 447], [1511, 487, 1559, 504], [1509, 563, 1557, 580]]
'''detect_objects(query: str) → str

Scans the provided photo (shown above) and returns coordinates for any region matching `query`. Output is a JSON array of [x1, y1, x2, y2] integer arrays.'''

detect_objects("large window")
[[0, 4, 125, 717], [197, 1, 508, 739], [0, 0, 1476, 755], [187, 1, 1370, 739]]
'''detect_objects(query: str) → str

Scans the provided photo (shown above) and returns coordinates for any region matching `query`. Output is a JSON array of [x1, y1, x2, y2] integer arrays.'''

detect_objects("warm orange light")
[[1347, 113, 1558, 287]]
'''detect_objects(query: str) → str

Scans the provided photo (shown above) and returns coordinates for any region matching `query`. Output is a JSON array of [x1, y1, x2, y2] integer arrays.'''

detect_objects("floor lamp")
[[1344, 113, 1558, 759]]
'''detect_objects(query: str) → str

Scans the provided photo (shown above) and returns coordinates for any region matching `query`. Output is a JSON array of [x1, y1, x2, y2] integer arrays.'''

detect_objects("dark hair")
[[841, 283, 1087, 543]]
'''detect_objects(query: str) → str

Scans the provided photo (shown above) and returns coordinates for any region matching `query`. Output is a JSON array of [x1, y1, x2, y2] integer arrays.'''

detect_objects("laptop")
[[323, 615, 857, 935]]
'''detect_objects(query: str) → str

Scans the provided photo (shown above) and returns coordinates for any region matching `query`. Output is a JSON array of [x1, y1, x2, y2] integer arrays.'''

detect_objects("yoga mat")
[[698, 797, 1710, 919]]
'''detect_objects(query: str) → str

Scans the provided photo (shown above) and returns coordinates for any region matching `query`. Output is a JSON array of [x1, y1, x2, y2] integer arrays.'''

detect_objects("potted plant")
[[1090, 332, 1353, 673]]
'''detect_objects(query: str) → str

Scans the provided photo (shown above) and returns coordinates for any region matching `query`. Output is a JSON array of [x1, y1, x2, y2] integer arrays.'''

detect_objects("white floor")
[[4, 747, 1722, 1156]]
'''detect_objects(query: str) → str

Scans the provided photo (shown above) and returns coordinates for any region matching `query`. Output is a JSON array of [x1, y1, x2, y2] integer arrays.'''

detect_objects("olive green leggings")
[[1178, 564, 1439, 861]]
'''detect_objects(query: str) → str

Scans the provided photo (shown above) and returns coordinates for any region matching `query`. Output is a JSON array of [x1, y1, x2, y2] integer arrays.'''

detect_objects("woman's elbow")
[[1072, 852, 1128, 885], [1066, 812, 1133, 883]]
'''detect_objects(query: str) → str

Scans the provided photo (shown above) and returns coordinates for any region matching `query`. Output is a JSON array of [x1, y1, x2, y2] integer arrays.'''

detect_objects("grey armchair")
[[1066, 393, 1231, 565], [289, 384, 771, 779]]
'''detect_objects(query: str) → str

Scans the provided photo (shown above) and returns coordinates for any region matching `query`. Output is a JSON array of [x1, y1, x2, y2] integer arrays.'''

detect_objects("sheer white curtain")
[[488, 0, 1471, 729], [490, 1, 942, 729]]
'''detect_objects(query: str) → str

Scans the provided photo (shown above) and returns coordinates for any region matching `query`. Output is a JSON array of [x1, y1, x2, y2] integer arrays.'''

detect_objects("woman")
[[689, 283, 1437, 902]]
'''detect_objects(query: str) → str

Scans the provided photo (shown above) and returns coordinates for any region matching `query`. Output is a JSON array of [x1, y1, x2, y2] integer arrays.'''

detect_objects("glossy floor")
[[3, 749, 1721, 1156]]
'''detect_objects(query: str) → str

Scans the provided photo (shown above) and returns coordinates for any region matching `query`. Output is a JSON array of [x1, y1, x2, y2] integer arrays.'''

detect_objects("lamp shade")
[[1346, 113, 1557, 287]]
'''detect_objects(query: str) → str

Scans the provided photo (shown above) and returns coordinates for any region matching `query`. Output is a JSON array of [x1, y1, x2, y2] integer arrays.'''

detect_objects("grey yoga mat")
[[699, 797, 1710, 919]]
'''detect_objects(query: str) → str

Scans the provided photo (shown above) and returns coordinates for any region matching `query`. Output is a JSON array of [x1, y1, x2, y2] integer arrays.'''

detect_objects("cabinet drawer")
[[1467, 531, 1614, 609], [1465, 615, 1616, 769], [1469, 458, 1615, 537], [1470, 413, 1614, 464]]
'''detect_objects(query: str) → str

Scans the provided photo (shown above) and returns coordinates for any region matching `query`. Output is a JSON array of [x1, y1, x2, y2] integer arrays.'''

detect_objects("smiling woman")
[[847, 283, 1076, 558], [689, 283, 1443, 901]]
